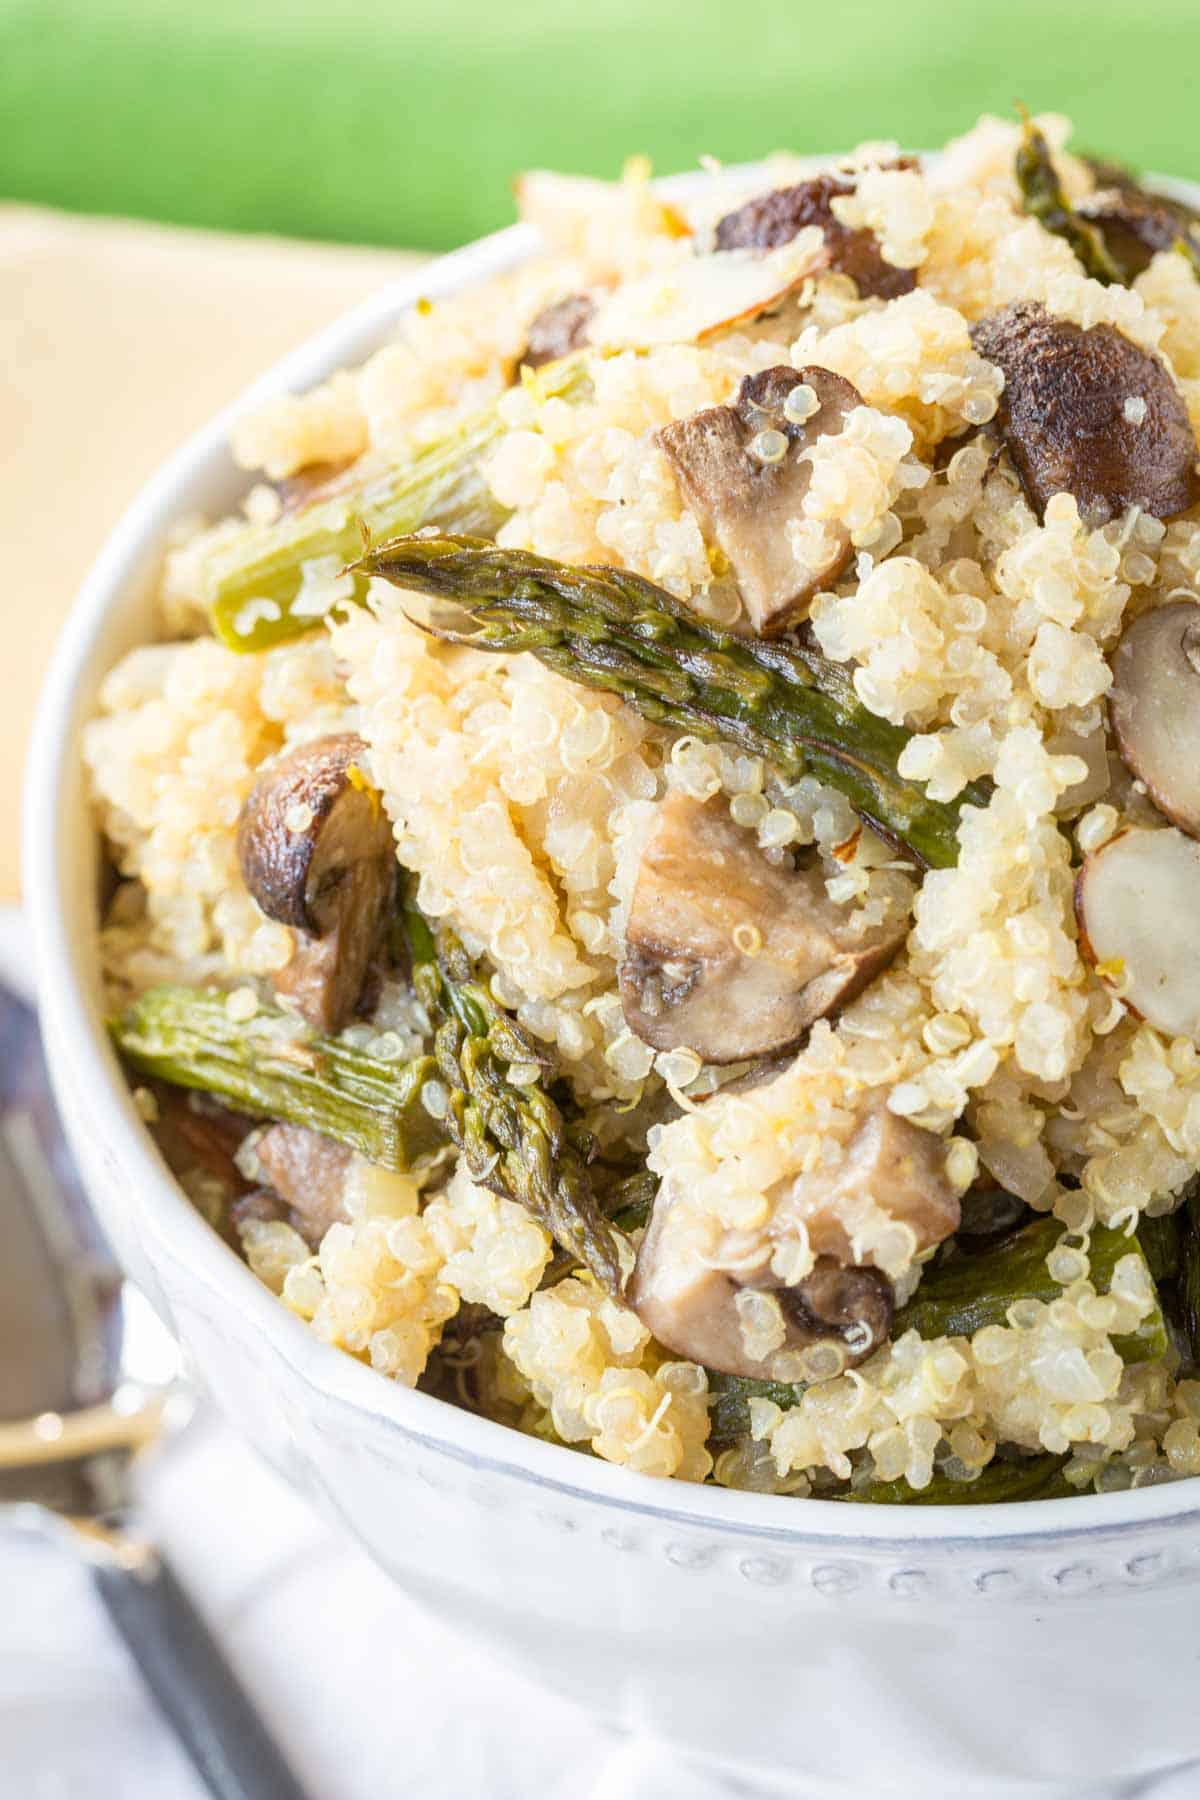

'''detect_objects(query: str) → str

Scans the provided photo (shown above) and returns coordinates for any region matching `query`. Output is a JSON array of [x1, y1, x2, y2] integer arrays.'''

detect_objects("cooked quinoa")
[[88, 114, 1200, 1501]]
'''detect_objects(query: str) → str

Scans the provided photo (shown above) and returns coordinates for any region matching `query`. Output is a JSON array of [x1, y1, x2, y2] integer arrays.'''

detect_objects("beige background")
[[1, 207, 422, 901]]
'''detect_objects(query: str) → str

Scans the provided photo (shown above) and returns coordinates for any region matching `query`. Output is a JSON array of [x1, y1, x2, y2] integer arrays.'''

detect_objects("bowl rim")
[[25, 164, 1200, 1549]]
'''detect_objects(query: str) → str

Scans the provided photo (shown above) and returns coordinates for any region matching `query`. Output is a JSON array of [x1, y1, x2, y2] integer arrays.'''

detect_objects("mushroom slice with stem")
[[237, 732, 396, 1034], [1075, 826, 1200, 1038], [629, 1085, 960, 1378], [970, 302, 1199, 524], [657, 364, 862, 634], [628, 1195, 895, 1379], [1109, 601, 1200, 837], [618, 790, 905, 1064]]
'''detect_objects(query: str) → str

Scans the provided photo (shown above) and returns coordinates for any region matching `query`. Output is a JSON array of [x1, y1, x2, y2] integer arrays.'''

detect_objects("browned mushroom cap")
[[627, 1197, 894, 1380], [252, 1122, 352, 1249], [1109, 601, 1200, 837], [1076, 188, 1191, 282], [714, 171, 917, 301], [969, 302, 1199, 524], [237, 733, 396, 1033], [773, 1090, 962, 1268], [618, 791, 905, 1064], [657, 364, 862, 634], [1075, 825, 1200, 1038], [517, 292, 596, 372]]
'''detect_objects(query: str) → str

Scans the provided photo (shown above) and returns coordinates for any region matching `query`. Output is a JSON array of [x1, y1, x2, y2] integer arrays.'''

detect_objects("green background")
[[2, 0, 1198, 250]]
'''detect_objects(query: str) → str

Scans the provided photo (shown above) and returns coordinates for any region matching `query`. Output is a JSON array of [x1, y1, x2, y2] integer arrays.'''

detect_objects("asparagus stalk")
[[540, 1166, 656, 1289], [111, 986, 443, 1169], [402, 902, 625, 1296], [846, 1454, 1074, 1505], [1135, 1210, 1182, 1285], [708, 1374, 805, 1452], [357, 533, 987, 868], [1179, 1189, 1200, 1367], [206, 357, 590, 654], [1015, 113, 1126, 285], [709, 1377, 1072, 1502], [895, 1215, 1168, 1364]]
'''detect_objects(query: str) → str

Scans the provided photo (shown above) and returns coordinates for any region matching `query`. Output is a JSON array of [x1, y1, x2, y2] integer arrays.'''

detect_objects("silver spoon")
[[0, 986, 310, 1800]]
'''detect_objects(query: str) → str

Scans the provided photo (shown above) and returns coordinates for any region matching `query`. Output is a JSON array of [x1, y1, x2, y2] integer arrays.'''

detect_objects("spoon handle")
[[92, 1544, 310, 1800]]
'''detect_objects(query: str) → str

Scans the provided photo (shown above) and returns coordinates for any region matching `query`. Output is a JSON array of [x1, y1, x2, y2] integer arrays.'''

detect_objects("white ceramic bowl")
[[25, 179, 1200, 1798]]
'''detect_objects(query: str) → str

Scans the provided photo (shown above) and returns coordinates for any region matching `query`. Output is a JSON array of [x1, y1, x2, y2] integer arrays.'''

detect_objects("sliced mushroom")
[[252, 1122, 352, 1249], [1109, 601, 1200, 837], [657, 364, 862, 634], [714, 170, 917, 301], [517, 292, 596, 372], [587, 236, 829, 352], [772, 1090, 962, 1269], [628, 1196, 894, 1379], [618, 791, 905, 1063], [1075, 825, 1200, 1038], [237, 733, 395, 1033], [970, 302, 1198, 524], [629, 1083, 956, 1377]]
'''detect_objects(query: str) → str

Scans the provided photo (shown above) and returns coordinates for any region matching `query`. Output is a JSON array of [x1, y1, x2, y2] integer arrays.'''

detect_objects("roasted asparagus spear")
[[112, 952, 626, 1297], [206, 357, 589, 654], [356, 532, 986, 868], [895, 1214, 1167, 1364], [1179, 1189, 1200, 1366], [846, 1453, 1075, 1505], [1015, 113, 1126, 285], [707, 1374, 805, 1452], [403, 902, 625, 1296], [111, 985, 442, 1170]]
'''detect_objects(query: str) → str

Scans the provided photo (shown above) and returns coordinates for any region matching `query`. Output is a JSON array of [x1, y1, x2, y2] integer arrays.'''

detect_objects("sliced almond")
[[1075, 825, 1200, 1038], [1110, 601, 1200, 837], [588, 235, 828, 351]]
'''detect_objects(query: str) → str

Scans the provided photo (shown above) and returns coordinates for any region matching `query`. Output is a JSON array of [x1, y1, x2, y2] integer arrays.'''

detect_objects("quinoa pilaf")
[[90, 114, 1200, 1502]]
